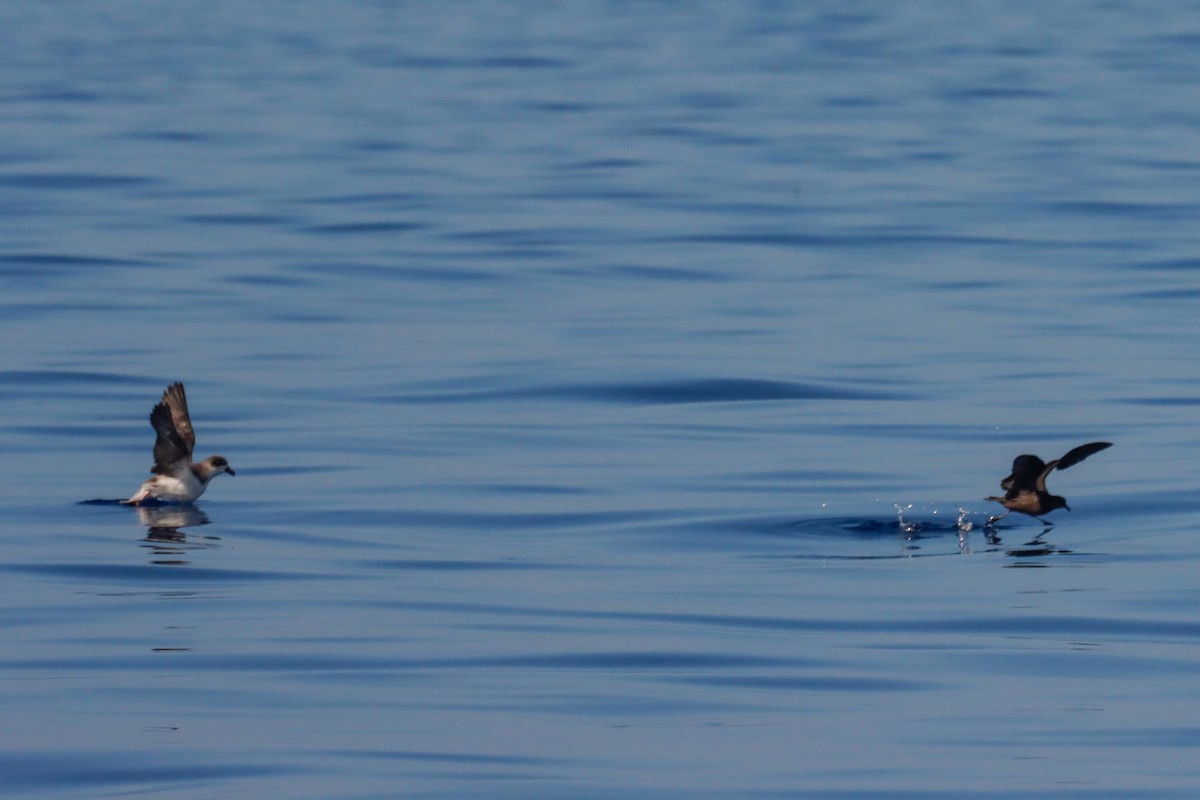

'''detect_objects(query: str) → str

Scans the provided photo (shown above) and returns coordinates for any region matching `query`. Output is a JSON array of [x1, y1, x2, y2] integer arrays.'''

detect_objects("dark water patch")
[[183, 212, 297, 226], [0, 752, 294, 792], [359, 51, 569, 70], [128, 129, 211, 142], [395, 377, 909, 405], [0, 370, 152, 401], [17, 424, 127, 440], [226, 274, 313, 288], [563, 157, 643, 170], [990, 726, 1200, 749], [754, 792, 1173, 800], [721, 468, 899, 485], [1122, 288, 1200, 300], [526, 100, 592, 114], [0, 370, 144, 386], [1121, 395, 1200, 406], [843, 421, 1107, 443], [905, 148, 956, 163], [769, 550, 967, 562], [960, 648, 1200, 680], [361, 559, 570, 573], [940, 85, 1053, 101], [0, 253, 146, 270], [344, 137, 408, 153], [445, 227, 574, 255], [479, 55, 571, 69], [330, 748, 569, 766], [1128, 257, 1200, 271], [482, 651, 795, 670], [633, 124, 764, 147], [705, 512, 1136, 562], [999, 539, 1079, 561], [914, 278, 1005, 291], [391, 264, 507, 283], [993, 44, 1051, 57], [210, 523, 386, 551], [945, 614, 1200, 640], [360, 600, 1200, 642], [1085, 488, 1199, 518], [467, 482, 597, 498], [0, 301, 144, 320], [352, 49, 451, 68], [246, 464, 354, 477], [502, 692, 745, 721], [532, 185, 672, 204], [0, 563, 316, 583], [303, 220, 423, 235], [788, 515, 970, 539], [261, 309, 345, 323], [548, 263, 730, 283], [291, 261, 503, 283], [0, 651, 802, 674], [18, 86, 101, 103], [292, 507, 683, 531], [681, 674, 938, 692], [821, 93, 888, 108], [1121, 156, 1200, 173], [1047, 200, 1195, 220], [663, 230, 1022, 249], [678, 514, 982, 555], [575, 378, 905, 404], [299, 191, 425, 207], [0, 173, 153, 190]]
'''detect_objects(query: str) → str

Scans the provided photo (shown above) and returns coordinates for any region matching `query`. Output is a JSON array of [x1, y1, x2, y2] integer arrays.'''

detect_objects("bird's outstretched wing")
[[1055, 441, 1112, 471], [150, 382, 195, 474], [1035, 441, 1112, 492], [1000, 455, 1046, 493]]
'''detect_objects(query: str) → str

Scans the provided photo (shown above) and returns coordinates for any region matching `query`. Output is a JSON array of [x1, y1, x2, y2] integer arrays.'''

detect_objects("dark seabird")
[[126, 382, 235, 505], [986, 441, 1111, 525]]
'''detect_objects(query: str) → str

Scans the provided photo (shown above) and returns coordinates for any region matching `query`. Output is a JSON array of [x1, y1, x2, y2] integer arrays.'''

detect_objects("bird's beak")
[[1064, 504, 1070, 511], [226, 467, 236, 476]]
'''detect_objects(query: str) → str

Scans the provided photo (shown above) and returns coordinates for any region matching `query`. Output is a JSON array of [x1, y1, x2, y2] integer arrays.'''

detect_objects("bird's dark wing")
[[160, 382, 195, 455], [1055, 441, 1112, 471], [1035, 441, 1112, 492], [149, 383, 195, 474], [1000, 454, 1046, 492]]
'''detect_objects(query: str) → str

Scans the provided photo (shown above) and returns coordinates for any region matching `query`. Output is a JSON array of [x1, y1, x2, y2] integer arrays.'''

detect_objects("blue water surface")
[[3, 3, 1200, 798]]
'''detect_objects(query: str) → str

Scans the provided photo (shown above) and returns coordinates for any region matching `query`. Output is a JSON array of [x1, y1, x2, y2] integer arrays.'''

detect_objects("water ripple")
[[0, 753, 293, 792], [395, 377, 909, 405], [0, 563, 317, 583], [0, 173, 153, 190]]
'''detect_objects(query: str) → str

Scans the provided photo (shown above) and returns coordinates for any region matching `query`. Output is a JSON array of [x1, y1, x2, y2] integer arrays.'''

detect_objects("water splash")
[[955, 507, 973, 553], [894, 503, 918, 535]]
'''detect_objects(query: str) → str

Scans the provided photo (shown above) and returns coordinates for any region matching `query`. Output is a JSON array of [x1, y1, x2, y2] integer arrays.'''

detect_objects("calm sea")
[[3, 3, 1200, 798]]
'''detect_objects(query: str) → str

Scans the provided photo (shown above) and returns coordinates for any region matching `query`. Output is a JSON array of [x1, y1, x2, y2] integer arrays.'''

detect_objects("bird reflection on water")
[[135, 504, 219, 562]]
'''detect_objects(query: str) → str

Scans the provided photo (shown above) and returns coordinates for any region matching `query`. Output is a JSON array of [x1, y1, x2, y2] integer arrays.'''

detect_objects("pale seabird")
[[985, 441, 1111, 525], [126, 382, 235, 505]]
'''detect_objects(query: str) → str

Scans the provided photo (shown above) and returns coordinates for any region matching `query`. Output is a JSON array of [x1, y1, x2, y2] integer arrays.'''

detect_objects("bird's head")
[[1047, 494, 1070, 513], [197, 456, 236, 481]]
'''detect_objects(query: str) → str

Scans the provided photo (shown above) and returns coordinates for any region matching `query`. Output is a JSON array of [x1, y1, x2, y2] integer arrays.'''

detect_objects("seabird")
[[126, 382, 235, 505], [986, 441, 1111, 525]]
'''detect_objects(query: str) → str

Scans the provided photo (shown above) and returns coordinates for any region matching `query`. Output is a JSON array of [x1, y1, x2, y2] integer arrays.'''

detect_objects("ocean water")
[[3, 2, 1200, 798]]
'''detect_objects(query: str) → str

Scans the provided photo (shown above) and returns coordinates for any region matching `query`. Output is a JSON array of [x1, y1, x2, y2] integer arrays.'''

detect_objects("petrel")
[[126, 382, 235, 505], [985, 441, 1111, 525]]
